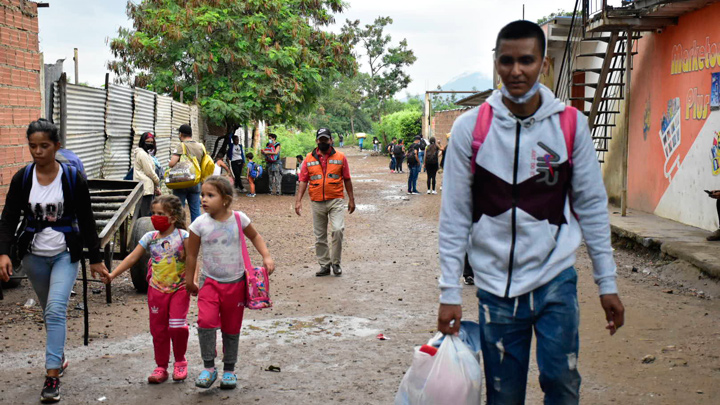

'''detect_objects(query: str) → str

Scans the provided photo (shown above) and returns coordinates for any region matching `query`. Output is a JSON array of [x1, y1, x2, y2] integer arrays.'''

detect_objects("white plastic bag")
[[395, 334, 482, 405]]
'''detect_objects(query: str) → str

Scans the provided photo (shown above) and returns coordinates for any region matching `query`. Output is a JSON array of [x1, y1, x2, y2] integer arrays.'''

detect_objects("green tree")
[[342, 16, 417, 121], [108, 0, 356, 130], [307, 73, 372, 136], [374, 109, 421, 146]]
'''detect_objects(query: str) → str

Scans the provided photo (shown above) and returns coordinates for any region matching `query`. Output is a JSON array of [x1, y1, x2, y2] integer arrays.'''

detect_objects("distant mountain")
[[440, 72, 493, 92]]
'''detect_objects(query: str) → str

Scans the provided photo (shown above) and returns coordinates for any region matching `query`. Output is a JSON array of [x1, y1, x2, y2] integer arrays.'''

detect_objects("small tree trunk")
[[350, 116, 355, 136]]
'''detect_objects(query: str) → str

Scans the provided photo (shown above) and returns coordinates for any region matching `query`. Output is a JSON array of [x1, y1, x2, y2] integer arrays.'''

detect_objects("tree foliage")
[[108, 0, 356, 128], [373, 109, 421, 146], [342, 16, 417, 121], [306, 73, 372, 136], [536, 9, 574, 25]]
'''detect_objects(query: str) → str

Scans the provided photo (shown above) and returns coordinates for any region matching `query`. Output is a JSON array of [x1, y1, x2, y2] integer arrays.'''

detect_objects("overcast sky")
[[38, 0, 578, 96]]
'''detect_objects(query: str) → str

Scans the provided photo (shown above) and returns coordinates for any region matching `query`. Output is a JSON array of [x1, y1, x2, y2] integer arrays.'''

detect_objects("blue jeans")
[[419, 150, 425, 171], [407, 164, 420, 192], [390, 155, 396, 171], [23, 252, 79, 370], [477, 267, 581, 405], [173, 183, 201, 223]]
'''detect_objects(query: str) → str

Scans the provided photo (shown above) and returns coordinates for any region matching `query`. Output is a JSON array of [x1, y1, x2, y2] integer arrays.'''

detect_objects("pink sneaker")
[[148, 367, 168, 384], [173, 361, 188, 381]]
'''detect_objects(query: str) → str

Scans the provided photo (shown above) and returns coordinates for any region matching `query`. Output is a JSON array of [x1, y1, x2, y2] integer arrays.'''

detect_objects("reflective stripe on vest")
[[305, 151, 345, 202]]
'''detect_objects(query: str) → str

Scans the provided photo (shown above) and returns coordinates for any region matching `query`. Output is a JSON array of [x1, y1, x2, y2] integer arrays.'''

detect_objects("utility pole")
[[523, 4, 525, 20], [621, 32, 634, 217], [73, 48, 78, 84]]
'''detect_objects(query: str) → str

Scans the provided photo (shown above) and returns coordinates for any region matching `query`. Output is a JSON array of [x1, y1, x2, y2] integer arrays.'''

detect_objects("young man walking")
[[262, 133, 282, 195], [437, 20, 624, 404], [168, 124, 206, 222], [228, 135, 245, 193], [295, 128, 356, 277]]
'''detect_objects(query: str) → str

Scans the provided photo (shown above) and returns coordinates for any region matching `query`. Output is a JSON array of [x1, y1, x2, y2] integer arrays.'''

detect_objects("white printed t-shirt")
[[29, 166, 67, 257], [189, 211, 251, 282]]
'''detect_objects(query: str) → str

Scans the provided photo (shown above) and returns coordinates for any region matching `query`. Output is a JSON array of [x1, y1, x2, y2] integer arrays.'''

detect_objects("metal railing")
[[555, 0, 584, 103]]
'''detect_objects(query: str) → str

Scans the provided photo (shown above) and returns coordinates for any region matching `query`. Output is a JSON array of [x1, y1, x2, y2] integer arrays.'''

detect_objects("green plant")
[[374, 109, 421, 146]]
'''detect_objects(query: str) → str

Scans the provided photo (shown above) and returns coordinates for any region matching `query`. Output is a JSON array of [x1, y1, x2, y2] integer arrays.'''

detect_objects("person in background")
[[373, 136, 380, 152], [228, 135, 245, 193], [424, 136, 440, 195], [0, 119, 109, 403], [418, 136, 427, 172], [295, 154, 304, 171], [393, 139, 406, 174], [406, 136, 421, 195], [134, 132, 161, 217], [388, 138, 397, 173], [245, 152, 259, 198], [261, 133, 282, 196], [358, 135, 365, 151], [338, 133, 344, 148], [169, 124, 206, 222]]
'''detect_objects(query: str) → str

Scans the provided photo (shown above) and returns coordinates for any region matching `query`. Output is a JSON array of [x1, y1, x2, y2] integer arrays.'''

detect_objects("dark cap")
[[178, 124, 192, 136], [414, 136, 421, 141], [316, 128, 332, 140]]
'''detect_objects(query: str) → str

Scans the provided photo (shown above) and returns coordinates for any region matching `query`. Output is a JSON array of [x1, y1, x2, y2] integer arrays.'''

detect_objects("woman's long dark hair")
[[138, 132, 156, 155]]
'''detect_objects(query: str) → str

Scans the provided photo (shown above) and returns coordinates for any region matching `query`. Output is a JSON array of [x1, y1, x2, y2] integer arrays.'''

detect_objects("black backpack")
[[425, 144, 439, 165], [393, 144, 404, 155], [406, 145, 418, 164]]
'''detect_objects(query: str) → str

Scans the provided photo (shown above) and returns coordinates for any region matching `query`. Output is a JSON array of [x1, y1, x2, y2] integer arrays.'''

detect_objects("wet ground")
[[1, 148, 719, 404]]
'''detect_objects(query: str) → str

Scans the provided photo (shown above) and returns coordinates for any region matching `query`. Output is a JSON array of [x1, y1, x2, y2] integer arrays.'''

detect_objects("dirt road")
[[1, 148, 719, 404]]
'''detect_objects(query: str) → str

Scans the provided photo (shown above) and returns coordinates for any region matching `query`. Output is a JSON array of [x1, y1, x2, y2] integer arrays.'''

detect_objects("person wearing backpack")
[[0, 119, 109, 403], [406, 136, 421, 195], [437, 21, 624, 404], [168, 124, 206, 222], [245, 152, 262, 198], [387, 138, 397, 173], [393, 139, 406, 174], [424, 136, 440, 194]]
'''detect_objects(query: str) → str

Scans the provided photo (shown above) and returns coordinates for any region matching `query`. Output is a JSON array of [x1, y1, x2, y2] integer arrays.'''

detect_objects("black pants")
[[463, 254, 473, 278], [395, 155, 404, 172], [138, 194, 154, 218], [716, 199, 720, 223], [426, 163, 438, 190], [231, 160, 245, 190]]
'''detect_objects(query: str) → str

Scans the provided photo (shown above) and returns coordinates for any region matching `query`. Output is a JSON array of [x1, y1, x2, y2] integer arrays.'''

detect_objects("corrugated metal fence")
[[52, 79, 197, 179]]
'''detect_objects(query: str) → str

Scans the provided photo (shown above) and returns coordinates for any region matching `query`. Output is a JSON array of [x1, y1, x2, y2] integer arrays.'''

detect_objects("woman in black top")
[[0, 119, 109, 403]]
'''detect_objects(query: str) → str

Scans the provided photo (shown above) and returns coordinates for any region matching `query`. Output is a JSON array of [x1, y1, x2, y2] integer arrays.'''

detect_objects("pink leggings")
[[147, 287, 190, 368]]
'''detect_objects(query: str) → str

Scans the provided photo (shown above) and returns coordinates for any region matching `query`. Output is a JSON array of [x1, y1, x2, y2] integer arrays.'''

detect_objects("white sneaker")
[[427, 190, 431, 194], [407, 191, 412, 195], [432, 190, 437, 195]]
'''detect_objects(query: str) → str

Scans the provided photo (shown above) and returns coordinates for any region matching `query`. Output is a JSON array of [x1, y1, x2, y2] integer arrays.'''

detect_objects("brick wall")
[[432, 108, 469, 141], [0, 0, 39, 207]]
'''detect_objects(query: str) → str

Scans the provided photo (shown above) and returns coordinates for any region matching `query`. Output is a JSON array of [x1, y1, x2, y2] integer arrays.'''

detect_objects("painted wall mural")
[[626, 2, 720, 230]]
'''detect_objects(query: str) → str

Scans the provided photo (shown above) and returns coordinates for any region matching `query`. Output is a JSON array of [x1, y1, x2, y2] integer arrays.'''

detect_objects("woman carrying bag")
[[134, 132, 162, 217], [0, 119, 109, 403]]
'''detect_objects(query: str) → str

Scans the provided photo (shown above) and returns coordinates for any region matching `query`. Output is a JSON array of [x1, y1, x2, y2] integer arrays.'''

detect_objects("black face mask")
[[318, 143, 331, 152], [143, 143, 155, 153]]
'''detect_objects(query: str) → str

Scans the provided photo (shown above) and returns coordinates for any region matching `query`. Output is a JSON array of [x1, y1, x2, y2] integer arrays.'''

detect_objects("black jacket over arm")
[[0, 165, 102, 264]]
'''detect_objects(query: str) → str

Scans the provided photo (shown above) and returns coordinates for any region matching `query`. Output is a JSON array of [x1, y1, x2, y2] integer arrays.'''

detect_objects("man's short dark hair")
[[178, 124, 192, 137], [496, 20, 546, 58], [268, 133, 277, 140]]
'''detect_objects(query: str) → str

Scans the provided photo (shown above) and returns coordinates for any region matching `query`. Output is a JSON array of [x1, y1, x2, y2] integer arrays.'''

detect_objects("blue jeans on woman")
[[477, 267, 581, 405], [407, 163, 421, 193], [23, 252, 79, 370]]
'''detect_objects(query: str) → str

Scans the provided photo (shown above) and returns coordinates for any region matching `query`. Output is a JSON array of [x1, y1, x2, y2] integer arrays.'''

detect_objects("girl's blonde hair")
[[152, 195, 187, 229], [203, 175, 234, 206]]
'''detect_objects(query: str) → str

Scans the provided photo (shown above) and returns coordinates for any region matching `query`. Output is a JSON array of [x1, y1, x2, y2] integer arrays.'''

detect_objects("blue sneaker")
[[195, 369, 218, 389], [220, 372, 237, 390]]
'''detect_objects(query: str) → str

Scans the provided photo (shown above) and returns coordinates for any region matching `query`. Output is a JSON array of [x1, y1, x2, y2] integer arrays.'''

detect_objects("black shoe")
[[464, 276, 474, 286], [332, 264, 342, 276], [41, 377, 60, 403], [315, 266, 331, 277]]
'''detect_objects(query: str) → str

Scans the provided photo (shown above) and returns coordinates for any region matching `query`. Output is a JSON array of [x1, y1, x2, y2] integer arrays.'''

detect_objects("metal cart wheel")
[[129, 216, 154, 293]]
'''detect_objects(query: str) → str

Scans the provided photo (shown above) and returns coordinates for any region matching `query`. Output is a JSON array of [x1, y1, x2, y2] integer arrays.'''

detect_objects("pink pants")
[[197, 277, 246, 334], [147, 286, 190, 368]]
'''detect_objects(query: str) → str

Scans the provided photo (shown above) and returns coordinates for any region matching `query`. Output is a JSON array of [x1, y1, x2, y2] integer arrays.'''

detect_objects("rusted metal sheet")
[[132, 88, 155, 148], [155, 95, 173, 166], [170, 101, 191, 157], [103, 84, 134, 180], [53, 82, 106, 178]]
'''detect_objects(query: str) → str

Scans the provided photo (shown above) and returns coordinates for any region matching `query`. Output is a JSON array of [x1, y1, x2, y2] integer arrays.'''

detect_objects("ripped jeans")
[[477, 267, 580, 405]]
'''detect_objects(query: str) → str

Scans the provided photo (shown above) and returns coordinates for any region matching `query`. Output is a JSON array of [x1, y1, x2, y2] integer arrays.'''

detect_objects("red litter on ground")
[[376, 333, 390, 340]]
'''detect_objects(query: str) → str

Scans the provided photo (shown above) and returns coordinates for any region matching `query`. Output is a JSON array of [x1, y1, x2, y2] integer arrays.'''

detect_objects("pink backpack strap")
[[234, 211, 252, 271], [470, 103, 493, 174], [559, 106, 578, 166]]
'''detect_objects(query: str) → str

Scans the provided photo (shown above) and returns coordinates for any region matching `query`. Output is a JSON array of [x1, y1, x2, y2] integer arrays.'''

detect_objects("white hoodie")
[[439, 84, 617, 304]]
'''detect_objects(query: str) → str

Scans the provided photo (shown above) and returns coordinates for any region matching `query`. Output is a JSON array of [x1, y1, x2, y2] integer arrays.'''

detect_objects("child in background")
[[185, 176, 275, 390], [246, 152, 258, 198], [104, 195, 190, 384]]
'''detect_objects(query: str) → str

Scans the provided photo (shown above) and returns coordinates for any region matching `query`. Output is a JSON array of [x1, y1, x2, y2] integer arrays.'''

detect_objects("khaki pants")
[[311, 199, 345, 267]]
